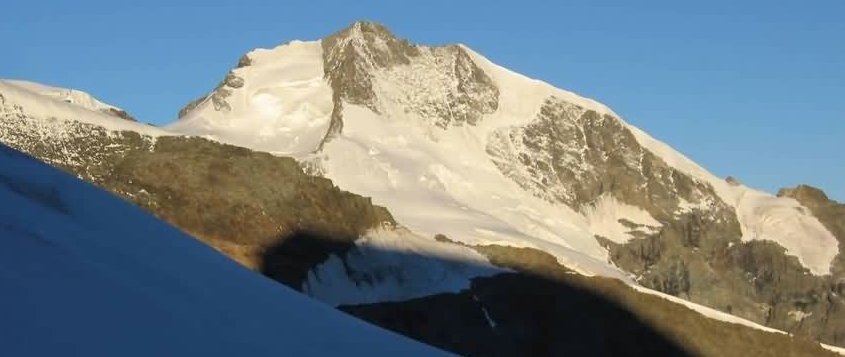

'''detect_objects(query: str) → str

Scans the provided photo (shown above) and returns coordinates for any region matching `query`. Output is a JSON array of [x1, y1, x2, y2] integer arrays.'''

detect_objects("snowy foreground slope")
[[0, 145, 444, 356]]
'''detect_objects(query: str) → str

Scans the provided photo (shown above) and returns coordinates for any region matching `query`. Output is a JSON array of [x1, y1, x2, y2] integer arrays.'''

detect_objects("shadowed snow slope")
[[0, 144, 443, 356]]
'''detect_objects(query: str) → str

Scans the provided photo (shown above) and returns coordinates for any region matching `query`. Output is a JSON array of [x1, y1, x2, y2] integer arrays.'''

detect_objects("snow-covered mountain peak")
[[166, 22, 840, 278], [169, 22, 502, 155]]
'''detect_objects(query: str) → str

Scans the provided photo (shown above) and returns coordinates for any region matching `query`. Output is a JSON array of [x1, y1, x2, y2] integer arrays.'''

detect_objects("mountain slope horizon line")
[[8, 20, 839, 201]]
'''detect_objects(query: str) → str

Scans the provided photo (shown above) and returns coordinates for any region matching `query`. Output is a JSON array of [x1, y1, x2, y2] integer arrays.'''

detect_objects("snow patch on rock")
[[583, 194, 662, 244]]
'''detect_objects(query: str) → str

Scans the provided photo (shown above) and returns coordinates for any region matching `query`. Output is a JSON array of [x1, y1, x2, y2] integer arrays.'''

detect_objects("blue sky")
[[2, 1, 843, 200]]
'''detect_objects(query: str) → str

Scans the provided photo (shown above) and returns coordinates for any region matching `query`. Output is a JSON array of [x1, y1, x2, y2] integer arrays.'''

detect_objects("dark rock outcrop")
[[103, 107, 136, 121], [319, 21, 498, 143]]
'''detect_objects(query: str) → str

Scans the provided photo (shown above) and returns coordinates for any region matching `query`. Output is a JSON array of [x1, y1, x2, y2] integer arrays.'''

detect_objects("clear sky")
[[2, 1, 843, 200]]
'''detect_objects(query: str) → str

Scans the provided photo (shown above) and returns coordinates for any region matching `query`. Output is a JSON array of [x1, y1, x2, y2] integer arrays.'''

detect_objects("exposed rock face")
[[108, 137, 393, 254], [485, 95, 845, 346], [487, 97, 728, 218], [598, 192, 845, 346], [320, 21, 498, 137], [103, 107, 137, 121], [177, 95, 205, 119], [321, 22, 416, 112], [176, 69, 247, 118]]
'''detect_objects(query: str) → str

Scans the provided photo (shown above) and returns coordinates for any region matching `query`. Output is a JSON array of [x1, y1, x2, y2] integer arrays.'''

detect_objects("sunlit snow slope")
[[172, 26, 838, 277], [0, 144, 444, 356], [0, 80, 162, 136], [5, 80, 122, 113], [170, 41, 333, 156]]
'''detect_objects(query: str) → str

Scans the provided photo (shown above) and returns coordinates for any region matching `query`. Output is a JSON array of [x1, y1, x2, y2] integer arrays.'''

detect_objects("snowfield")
[[0, 144, 444, 356], [5, 80, 124, 113], [168, 40, 334, 157]]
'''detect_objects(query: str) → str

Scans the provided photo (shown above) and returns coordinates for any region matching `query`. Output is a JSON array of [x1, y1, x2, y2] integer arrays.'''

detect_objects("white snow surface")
[[320, 103, 628, 280], [0, 80, 166, 136], [5, 79, 122, 112], [0, 144, 444, 356], [732, 187, 839, 274], [168, 40, 333, 157], [582, 194, 662, 244], [171, 38, 838, 277], [304, 228, 501, 306], [823, 344, 845, 355]]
